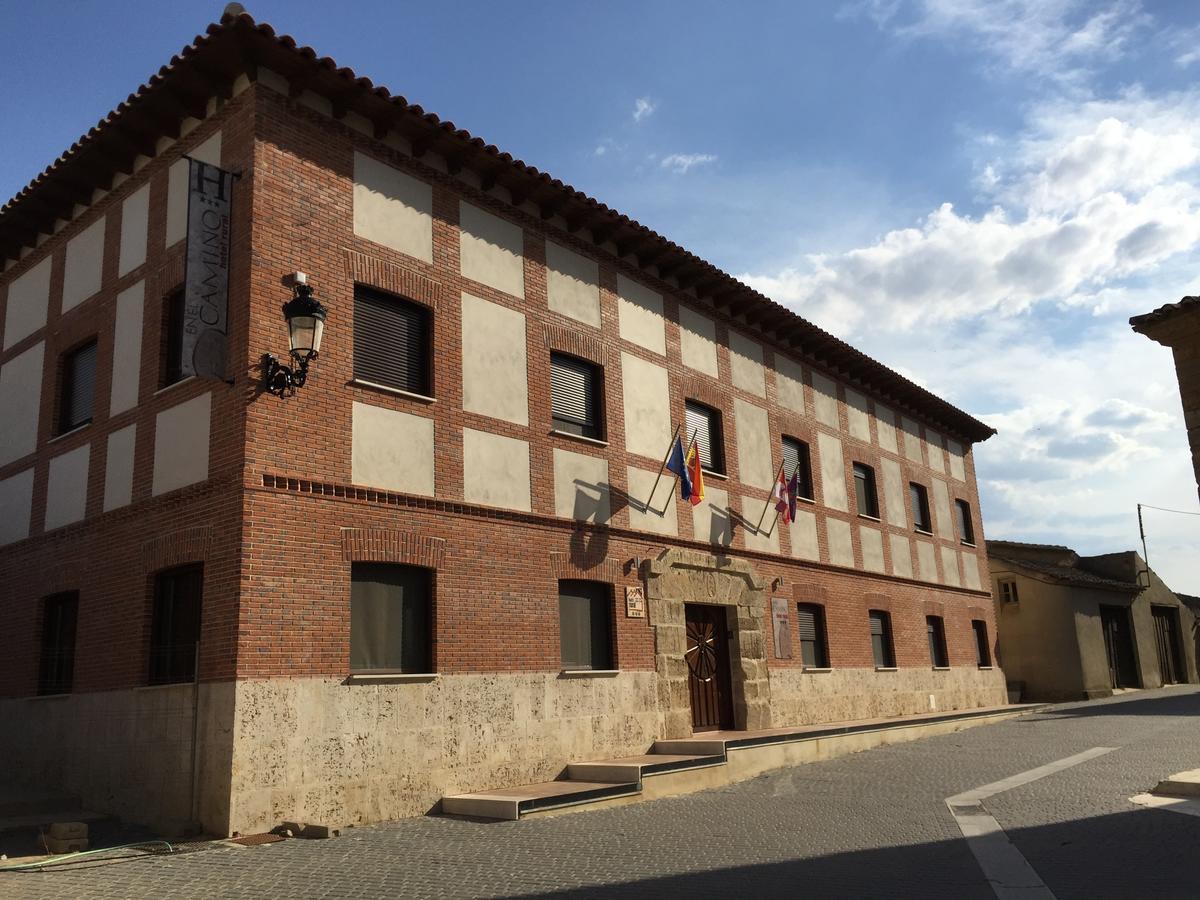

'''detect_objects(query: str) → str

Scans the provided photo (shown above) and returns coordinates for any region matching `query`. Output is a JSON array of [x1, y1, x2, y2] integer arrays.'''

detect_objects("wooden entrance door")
[[1100, 605, 1139, 689], [685, 604, 734, 731], [1152, 606, 1184, 684]]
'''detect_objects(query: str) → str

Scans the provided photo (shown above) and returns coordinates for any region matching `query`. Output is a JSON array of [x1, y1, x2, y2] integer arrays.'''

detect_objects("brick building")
[[0, 10, 1002, 835], [1131, 297, 1200, 500]]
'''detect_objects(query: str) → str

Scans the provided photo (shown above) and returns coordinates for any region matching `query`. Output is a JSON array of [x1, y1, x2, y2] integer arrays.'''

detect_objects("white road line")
[[945, 747, 1119, 900]]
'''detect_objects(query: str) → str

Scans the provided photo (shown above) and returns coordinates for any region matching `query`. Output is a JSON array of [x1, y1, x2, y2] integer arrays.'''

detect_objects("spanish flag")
[[686, 443, 705, 506]]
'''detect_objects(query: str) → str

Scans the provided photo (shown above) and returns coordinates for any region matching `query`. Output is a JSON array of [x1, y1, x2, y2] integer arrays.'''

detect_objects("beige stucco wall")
[[3, 256, 51, 350], [109, 280, 144, 416], [553, 448, 611, 523], [880, 457, 907, 529], [993, 571, 1088, 701], [461, 292, 529, 426], [901, 416, 923, 463], [152, 391, 211, 496], [620, 352, 671, 461], [741, 494, 780, 554], [961, 551, 981, 590], [729, 332, 766, 397], [166, 131, 222, 247], [931, 478, 954, 540], [545, 240, 600, 327], [0, 467, 34, 546], [810, 372, 839, 429], [353, 151, 434, 263], [351, 402, 434, 496], [844, 389, 871, 442], [876, 404, 899, 454], [118, 183, 150, 277], [890, 533, 914, 578], [860, 525, 885, 573], [616, 274, 665, 356], [826, 518, 853, 567], [789, 508, 820, 560], [692, 485, 732, 546], [816, 432, 847, 511], [103, 424, 137, 512], [678, 306, 718, 376], [226, 672, 662, 834], [0, 340, 44, 467], [45, 443, 91, 531], [916, 540, 938, 582], [775, 355, 806, 415], [940, 545, 961, 587], [625, 464, 678, 536], [459, 202, 525, 298], [947, 439, 966, 481], [462, 428, 531, 511], [926, 429, 946, 474], [62, 218, 106, 313], [733, 398, 773, 489]]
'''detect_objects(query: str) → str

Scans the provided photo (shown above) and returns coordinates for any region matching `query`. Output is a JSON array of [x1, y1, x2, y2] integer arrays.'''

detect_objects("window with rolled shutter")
[[685, 400, 724, 474], [353, 286, 431, 396], [926, 615, 948, 667], [972, 620, 991, 667], [60, 340, 97, 433], [550, 353, 602, 439], [869, 610, 894, 668], [797, 603, 828, 668], [782, 436, 813, 500], [910, 482, 932, 532], [558, 580, 613, 670]]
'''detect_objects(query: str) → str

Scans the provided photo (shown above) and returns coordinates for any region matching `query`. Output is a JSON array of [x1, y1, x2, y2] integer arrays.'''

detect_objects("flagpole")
[[643, 423, 682, 509], [763, 463, 801, 538], [754, 461, 787, 533]]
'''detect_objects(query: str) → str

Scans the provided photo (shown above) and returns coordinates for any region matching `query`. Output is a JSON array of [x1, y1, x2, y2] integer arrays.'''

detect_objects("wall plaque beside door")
[[625, 585, 646, 618], [771, 597, 792, 659]]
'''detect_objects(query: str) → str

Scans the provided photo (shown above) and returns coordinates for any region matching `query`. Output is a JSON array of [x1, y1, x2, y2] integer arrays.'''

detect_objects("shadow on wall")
[[505, 807, 1200, 899], [1026, 685, 1200, 720]]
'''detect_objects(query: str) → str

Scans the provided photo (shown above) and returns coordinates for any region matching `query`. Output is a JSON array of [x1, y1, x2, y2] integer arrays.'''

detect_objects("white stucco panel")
[[875, 403, 898, 455], [692, 485, 731, 547], [734, 398, 774, 489], [545, 241, 600, 328], [860, 525, 885, 573], [947, 439, 967, 481], [941, 545, 962, 587], [45, 443, 91, 531], [118, 183, 150, 276], [459, 201, 525, 298], [462, 428, 531, 512], [825, 518, 854, 568], [930, 477, 954, 540], [880, 457, 907, 529], [103, 424, 137, 512], [620, 352, 671, 461], [0, 468, 34, 547], [3, 256, 51, 350], [916, 540, 938, 583], [775, 354, 806, 415], [728, 331, 766, 397], [844, 389, 871, 443], [461, 293, 529, 426], [742, 495, 780, 554], [352, 152, 434, 263], [678, 306, 718, 377], [961, 551, 982, 590], [0, 341, 44, 467], [616, 274, 665, 355], [166, 131, 222, 246], [553, 448, 610, 524], [109, 280, 144, 416], [351, 402, 434, 496], [152, 391, 211, 496], [901, 416, 924, 463], [810, 371, 840, 429], [626, 464, 678, 536], [62, 218, 106, 313], [789, 508, 820, 561], [816, 431, 847, 512], [889, 533, 913, 579], [926, 429, 946, 474]]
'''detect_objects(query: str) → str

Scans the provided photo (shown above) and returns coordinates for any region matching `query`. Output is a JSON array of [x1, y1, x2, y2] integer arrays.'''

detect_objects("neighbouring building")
[[0, 9, 1003, 836], [1131, 297, 1200, 500], [988, 541, 1197, 702]]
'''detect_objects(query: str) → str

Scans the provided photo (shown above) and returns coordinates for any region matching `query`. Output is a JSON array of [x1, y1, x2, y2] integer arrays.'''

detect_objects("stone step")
[[442, 780, 640, 821], [566, 752, 725, 784], [1152, 769, 1200, 798]]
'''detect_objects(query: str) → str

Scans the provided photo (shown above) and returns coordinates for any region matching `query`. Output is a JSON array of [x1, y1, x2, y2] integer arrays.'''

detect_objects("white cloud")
[[632, 97, 656, 123], [660, 153, 717, 174]]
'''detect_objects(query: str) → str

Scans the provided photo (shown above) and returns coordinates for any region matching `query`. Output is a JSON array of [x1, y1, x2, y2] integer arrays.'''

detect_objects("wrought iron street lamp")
[[263, 274, 328, 396]]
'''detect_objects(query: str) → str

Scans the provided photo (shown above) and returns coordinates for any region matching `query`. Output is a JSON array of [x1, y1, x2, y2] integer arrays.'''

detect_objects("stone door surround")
[[644, 548, 772, 738]]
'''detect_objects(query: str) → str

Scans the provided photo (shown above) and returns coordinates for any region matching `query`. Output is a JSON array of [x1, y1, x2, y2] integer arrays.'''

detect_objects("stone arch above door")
[[644, 548, 772, 737]]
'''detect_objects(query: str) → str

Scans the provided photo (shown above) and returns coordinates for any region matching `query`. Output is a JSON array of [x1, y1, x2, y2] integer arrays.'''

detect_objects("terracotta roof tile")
[[1130, 296, 1200, 331]]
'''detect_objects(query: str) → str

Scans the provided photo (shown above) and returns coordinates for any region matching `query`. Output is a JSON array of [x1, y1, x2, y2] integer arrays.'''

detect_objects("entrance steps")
[[441, 703, 1045, 821]]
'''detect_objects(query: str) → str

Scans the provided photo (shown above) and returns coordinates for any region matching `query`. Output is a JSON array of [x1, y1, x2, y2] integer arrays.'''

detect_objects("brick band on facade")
[[341, 527, 446, 568]]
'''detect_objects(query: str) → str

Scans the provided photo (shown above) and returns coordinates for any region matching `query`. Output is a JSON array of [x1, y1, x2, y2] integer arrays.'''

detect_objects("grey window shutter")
[[353, 287, 429, 394], [63, 342, 97, 430], [797, 607, 818, 641], [550, 355, 597, 433], [782, 438, 800, 478], [869, 613, 885, 637], [686, 402, 715, 470]]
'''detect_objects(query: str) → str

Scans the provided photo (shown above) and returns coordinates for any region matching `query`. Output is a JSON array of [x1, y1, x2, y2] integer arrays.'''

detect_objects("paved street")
[[6, 686, 1200, 899]]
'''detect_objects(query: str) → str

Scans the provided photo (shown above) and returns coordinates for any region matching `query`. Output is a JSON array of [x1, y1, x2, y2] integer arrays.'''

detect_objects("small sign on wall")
[[625, 586, 646, 618], [771, 597, 792, 659]]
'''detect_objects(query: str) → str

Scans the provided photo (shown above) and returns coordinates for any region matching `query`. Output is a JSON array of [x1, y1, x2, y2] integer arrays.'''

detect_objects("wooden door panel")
[[685, 604, 733, 731]]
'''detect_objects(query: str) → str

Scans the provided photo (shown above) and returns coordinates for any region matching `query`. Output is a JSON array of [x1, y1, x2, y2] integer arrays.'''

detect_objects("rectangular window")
[[161, 289, 186, 387], [353, 285, 431, 396], [350, 563, 433, 674], [59, 340, 97, 433], [999, 579, 1019, 604], [910, 482, 932, 533], [853, 462, 879, 518], [685, 400, 725, 475], [869, 610, 895, 668], [38, 592, 79, 695], [149, 565, 203, 685], [782, 436, 814, 501], [927, 615, 949, 667], [559, 580, 614, 670], [550, 353, 603, 439], [955, 499, 975, 545], [796, 603, 829, 668], [972, 620, 991, 667]]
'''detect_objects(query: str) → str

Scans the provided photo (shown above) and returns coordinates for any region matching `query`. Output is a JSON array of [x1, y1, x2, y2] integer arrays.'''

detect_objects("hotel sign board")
[[182, 158, 236, 380], [771, 597, 792, 659], [625, 586, 646, 618]]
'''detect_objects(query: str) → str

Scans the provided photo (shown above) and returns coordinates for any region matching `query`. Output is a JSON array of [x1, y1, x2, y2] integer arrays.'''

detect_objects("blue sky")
[[3, 1, 1198, 590]]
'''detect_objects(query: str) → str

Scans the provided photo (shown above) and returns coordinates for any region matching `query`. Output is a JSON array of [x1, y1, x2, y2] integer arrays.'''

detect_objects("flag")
[[664, 436, 693, 501], [773, 469, 791, 524], [686, 443, 705, 506], [787, 470, 800, 522]]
